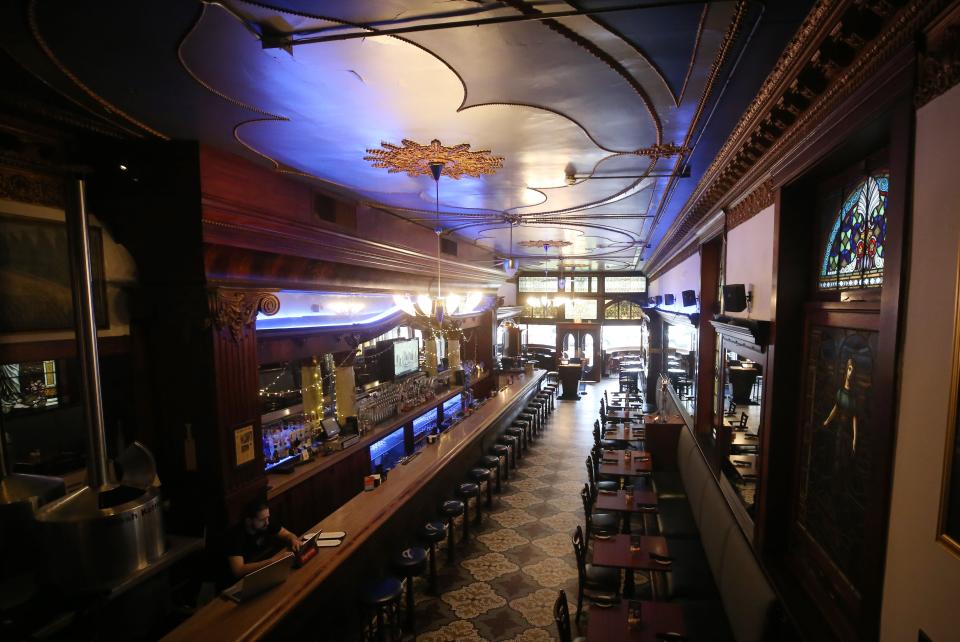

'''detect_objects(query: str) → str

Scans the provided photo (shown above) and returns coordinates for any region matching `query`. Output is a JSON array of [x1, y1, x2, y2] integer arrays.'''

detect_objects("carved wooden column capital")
[[207, 289, 280, 342]]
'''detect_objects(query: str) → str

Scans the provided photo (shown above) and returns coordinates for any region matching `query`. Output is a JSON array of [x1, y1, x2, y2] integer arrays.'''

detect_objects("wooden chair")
[[571, 525, 620, 623], [553, 590, 586, 642]]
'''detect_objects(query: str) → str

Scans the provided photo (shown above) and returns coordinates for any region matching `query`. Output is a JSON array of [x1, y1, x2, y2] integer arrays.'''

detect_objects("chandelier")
[[392, 161, 482, 323], [526, 244, 570, 310]]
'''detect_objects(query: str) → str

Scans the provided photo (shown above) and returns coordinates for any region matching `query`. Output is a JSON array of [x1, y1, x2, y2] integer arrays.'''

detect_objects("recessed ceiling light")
[[119, 164, 128, 171]]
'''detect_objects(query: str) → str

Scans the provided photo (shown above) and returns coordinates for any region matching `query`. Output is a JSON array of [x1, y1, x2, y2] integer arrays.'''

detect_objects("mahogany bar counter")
[[163, 370, 547, 642]]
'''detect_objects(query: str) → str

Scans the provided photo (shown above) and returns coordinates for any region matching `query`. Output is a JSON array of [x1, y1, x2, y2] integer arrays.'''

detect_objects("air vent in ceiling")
[[440, 237, 458, 256], [313, 192, 337, 223]]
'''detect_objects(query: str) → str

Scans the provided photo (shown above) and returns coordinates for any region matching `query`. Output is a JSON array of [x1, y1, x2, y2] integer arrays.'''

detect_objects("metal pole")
[[64, 178, 109, 488]]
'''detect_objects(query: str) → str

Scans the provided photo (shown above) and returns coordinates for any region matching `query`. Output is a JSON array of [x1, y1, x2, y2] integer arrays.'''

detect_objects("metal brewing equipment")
[[34, 178, 166, 591]]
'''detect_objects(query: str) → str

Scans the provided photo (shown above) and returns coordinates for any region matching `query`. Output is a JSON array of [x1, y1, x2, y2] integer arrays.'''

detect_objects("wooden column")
[[695, 238, 722, 437]]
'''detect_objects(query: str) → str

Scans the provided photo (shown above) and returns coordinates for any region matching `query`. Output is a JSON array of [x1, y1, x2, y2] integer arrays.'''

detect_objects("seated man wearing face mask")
[[226, 497, 301, 578]]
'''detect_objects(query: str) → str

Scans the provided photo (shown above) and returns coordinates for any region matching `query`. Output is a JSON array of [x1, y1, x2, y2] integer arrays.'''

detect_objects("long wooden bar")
[[266, 385, 463, 500], [162, 370, 545, 642]]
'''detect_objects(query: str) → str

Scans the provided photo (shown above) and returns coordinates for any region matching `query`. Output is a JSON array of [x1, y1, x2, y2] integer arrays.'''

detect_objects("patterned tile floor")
[[407, 379, 647, 642]]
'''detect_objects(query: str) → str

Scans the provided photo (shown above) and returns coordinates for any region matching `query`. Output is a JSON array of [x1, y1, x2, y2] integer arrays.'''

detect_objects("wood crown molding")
[[916, 3, 960, 107], [648, 0, 950, 272], [726, 179, 775, 230], [648, 240, 700, 282], [207, 288, 280, 342], [0, 164, 64, 208]]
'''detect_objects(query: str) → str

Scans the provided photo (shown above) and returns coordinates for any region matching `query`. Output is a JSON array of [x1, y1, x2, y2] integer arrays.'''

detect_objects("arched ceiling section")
[[1, 0, 815, 272]]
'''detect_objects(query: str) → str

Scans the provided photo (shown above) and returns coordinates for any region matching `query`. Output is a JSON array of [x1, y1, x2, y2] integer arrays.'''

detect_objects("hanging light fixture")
[[526, 244, 569, 310], [393, 160, 482, 322], [502, 218, 518, 276]]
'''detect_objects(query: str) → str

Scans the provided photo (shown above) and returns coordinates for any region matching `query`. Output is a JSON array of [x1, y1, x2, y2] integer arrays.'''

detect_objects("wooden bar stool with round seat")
[[418, 520, 447, 594], [505, 425, 526, 458], [496, 434, 519, 471], [456, 482, 481, 540], [469, 466, 494, 510], [518, 410, 539, 438], [514, 417, 534, 446], [392, 546, 428, 634], [439, 499, 465, 563], [360, 576, 404, 642], [479, 454, 503, 494], [490, 444, 511, 481]]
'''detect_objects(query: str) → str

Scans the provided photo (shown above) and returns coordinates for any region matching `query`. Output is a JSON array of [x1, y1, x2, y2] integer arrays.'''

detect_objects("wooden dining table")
[[606, 408, 646, 422], [729, 454, 759, 478], [603, 425, 645, 441], [591, 534, 671, 597], [731, 431, 760, 449], [599, 450, 653, 477], [586, 600, 686, 642], [596, 488, 658, 533]]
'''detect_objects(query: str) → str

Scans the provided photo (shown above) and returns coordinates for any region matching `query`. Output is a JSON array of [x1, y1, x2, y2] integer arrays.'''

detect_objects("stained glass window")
[[604, 276, 647, 293], [819, 172, 888, 291], [518, 276, 557, 293], [563, 299, 598, 320], [604, 300, 645, 320]]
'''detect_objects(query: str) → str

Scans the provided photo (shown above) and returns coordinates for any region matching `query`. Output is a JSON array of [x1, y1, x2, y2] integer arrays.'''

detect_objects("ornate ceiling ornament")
[[364, 139, 504, 179], [517, 239, 573, 249], [208, 289, 280, 342], [633, 143, 691, 159]]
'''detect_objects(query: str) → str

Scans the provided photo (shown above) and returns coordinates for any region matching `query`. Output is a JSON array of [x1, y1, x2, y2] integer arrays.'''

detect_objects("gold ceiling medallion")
[[518, 240, 573, 249], [364, 139, 504, 179], [633, 143, 691, 159]]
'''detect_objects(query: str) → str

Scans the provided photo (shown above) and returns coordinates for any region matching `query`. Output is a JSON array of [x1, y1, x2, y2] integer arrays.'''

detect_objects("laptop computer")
[[223, 552, 294, 603]]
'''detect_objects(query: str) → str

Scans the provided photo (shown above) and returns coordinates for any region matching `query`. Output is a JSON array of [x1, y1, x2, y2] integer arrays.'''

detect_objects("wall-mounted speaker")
[[664, 293, 676, 305], [654, 295, 663, 305], [681, 289, 697, 307], [723, 284, 747, 312]]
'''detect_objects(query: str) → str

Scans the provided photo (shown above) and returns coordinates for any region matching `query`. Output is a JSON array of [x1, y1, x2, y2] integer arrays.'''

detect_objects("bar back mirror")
[[718, 344, 763, 516]]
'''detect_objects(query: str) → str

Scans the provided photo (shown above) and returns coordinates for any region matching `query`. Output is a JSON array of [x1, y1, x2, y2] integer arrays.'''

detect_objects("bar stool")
[[392, 546, 427, 633], [537, 390, 555, 412], [469, 466, 493, 511], [505, 425, 526, 457], [519, 410, 539, 437], [496, 434, 519, 471], [418, 520, 446, 594], [439, 499, 465, 563], [360, 576, 403, 642], [490, 444, 511, 481], [456, 482, 481, 540], [513, 418, 534, 446], [479, 454, 503, 494]]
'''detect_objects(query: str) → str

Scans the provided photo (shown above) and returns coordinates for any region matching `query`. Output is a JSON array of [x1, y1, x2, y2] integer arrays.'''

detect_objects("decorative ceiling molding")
[[915, 4, 960, 107], [725, 179, 774, 230], [207, 288, 280, 342], [643, 0, 750, 249], [499, 0, 662, 143], [677, 4, 710, 105], [364, 138, 504, 179], [517, 239, 574, 249], [634, 143, 690, 159], [27, 0, 169, 140], [649, 0, 951, 272]]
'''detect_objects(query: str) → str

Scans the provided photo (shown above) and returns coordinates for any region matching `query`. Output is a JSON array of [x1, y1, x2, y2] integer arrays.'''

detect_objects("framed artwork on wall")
[[939, 265, 960, 557], [0, 213, 108, 333]]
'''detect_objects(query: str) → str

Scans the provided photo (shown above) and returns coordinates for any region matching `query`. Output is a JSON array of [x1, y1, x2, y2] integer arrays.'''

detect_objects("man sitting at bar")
[[226, 497, 301, 578]]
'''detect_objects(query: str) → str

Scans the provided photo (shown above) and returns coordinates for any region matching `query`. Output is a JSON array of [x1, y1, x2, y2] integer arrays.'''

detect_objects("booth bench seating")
[[651, 425, 780, 642]]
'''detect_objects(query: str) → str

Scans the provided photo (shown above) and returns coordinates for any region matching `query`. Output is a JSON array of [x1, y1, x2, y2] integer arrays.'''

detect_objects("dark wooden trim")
[[915, 3, 960, 107], [725, 179, 774, 231], [0, 335, 130, 362], [695, 238, 722, 438]]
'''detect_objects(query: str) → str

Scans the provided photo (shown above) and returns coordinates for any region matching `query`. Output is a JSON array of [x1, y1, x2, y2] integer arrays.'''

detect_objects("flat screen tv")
[[378, 338, 420, 380], [393, 339, 420, 378]]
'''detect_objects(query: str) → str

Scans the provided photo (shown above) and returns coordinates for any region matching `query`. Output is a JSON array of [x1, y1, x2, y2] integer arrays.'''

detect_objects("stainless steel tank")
[[35, 477, 164, 588], [32, 179, 166, 591]]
